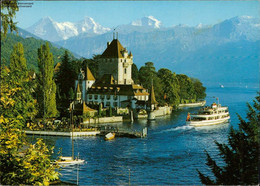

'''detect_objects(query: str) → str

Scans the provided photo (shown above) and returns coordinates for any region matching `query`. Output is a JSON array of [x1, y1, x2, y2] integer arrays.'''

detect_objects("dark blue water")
[[32, 86, 258, 185]]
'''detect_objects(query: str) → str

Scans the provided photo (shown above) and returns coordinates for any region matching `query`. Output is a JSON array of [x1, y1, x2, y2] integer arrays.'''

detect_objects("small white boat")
[[56, 156, 85, 165], [186, 102, 230, 127], [105, 132, 115, 140]]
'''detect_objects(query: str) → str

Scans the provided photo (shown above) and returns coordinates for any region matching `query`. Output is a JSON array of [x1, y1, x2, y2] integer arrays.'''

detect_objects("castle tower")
[[98, 38, 134, 85]]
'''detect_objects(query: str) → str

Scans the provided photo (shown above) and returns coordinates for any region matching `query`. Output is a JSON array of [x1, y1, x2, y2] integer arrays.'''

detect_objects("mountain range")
[[24, 15, 260, 87], [26, 16, 111, 42]]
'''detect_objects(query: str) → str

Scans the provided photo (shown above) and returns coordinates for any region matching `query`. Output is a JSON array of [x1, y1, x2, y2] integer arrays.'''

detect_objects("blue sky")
[[16, 1, 260, 29]]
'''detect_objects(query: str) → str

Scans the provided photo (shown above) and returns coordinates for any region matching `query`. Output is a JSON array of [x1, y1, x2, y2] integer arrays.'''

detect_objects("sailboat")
[[56, 102, 85, 165]]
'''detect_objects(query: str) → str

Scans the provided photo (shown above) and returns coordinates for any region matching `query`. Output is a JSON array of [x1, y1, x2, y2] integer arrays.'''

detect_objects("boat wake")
[[157, 125, 194, 134]]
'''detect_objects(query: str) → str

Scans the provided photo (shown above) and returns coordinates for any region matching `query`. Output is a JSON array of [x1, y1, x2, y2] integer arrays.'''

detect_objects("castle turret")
[[76, 83, 82, 103], [84, 65, 95, 91]]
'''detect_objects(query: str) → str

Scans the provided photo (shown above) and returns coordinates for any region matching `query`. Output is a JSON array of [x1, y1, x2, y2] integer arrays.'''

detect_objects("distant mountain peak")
[[26, 16, 110, 42], [131, 16, 161, 28]]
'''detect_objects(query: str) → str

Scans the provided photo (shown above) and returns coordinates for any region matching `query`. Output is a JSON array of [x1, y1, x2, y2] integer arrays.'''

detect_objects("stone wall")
[[154, 106, 172, 117], [83, 116, 123, 124]]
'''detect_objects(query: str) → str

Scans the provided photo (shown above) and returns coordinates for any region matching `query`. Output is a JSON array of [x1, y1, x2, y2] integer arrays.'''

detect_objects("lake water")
[[31, 86, 258, 185]]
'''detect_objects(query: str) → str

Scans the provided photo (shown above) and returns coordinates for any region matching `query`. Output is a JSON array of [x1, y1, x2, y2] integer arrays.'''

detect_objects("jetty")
[[178, 100, 206, 108], [24, 126, 147, 138], [24, 130, 100, 137], [98, 125, 147, 138]]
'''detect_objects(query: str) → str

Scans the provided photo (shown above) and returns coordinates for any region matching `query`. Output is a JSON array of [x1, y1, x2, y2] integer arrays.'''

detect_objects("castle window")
[[113, 102, 118, 107], [106, 102, 110, 106], [101, 95, 105, 100], [121, 59, 123, 62], [94, 95, 98, 100], [89, 95, 92, 99], [124, 68, 127, 74], [106, 95, 110, 100], [124, 59, 126, 62], [113, 95, 118, 100]]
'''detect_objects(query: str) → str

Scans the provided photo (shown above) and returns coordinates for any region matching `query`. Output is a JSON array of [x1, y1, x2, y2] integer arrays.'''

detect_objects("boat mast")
[[71, 101, 74, 160]]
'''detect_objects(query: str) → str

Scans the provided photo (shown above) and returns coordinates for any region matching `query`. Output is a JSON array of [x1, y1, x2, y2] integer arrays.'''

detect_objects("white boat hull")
[[56, 156, 85, 165], [186, 116, 230, 127]]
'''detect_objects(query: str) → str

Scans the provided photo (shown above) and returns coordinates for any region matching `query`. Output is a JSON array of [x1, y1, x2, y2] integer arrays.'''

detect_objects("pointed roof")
[[101, 39, 125, 58], [94, 74, 115, 85], [83, 101, 96, 113], [76, 83, 81, 93], [84, 66, 95, 81], [149, 84, 158, 105]]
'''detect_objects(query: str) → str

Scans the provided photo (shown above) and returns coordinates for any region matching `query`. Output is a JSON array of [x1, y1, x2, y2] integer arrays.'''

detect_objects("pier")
[[24, 130, 100, 137], [99, 126, 147, 138], [98, 125, 147, 138], [24, 126, 147, 138]]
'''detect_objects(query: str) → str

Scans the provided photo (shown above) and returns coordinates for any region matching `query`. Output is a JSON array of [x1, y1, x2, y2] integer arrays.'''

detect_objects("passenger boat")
[[186, 102, 230, 127], [105, 132, 115, 140]]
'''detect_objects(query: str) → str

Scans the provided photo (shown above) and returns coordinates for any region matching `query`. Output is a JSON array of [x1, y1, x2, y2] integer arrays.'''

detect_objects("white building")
[[75, 38, 149, 108]]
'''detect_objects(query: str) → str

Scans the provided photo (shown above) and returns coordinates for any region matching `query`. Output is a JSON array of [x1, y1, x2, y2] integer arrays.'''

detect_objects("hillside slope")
[[1, 32, 75, 71]]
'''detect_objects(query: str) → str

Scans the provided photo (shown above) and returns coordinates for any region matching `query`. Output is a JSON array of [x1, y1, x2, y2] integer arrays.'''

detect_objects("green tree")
[[56, 51, 77, 116], [139, 62, 163, 104], [1, 0, 18, 38], [3, 43, 37, 124], [191, 78, 206, 100], [132, 63, 139, 84], [37, 42, 58, 118], [98, 103, 102, 118], [0, 68, 59, 185], [157, 68, 180, 107], [176, 74, 195, 103], [198, 94, 259, 185], [108, 106, 112, 117]]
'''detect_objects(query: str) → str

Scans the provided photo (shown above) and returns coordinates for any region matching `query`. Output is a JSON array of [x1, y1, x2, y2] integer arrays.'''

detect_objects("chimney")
[[107, 42, 110, 47], [113, 32, 115, 39]]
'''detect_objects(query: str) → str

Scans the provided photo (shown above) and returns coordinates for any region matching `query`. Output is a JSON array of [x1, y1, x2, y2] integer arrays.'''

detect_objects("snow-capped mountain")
[[116, 16, 162, 33], [131, 16, 161, 28], [54, 15, 259, 86], [26, 16, 110, 42]]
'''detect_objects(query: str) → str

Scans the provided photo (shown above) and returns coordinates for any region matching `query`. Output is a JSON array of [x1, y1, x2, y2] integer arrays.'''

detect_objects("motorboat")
[[105, 132, 115, 140]]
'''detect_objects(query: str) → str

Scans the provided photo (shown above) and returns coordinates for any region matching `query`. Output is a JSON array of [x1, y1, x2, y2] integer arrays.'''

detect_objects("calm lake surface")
[[30, 86, 258, 185]]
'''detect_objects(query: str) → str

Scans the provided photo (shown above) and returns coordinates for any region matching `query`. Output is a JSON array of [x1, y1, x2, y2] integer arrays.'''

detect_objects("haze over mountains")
[[24, 15, 260, 87]]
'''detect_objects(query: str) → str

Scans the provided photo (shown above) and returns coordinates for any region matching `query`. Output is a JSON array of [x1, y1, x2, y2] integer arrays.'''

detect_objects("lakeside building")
[[75, 37, 149, 109]]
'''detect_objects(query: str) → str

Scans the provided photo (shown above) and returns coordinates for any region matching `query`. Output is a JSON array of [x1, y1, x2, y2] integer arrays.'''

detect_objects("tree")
[[1, 0, 18, 38], [98, 103, 102, 118], [191, 78, 206, 100], [157, 68, 180, 107], [176, 74, 195, 103], [139, 62, 163, 104], [198, 94, 259, 185], [0, 67, 59, 185], [56, 51, 77, 116], [2, 43, 37, 124], [37, 42, 58, 118], [132, 63, 139, 84]]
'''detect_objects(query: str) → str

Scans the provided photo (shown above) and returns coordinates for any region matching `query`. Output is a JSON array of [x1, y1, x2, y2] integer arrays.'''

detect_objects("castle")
[[75, 37, 152, 109]]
